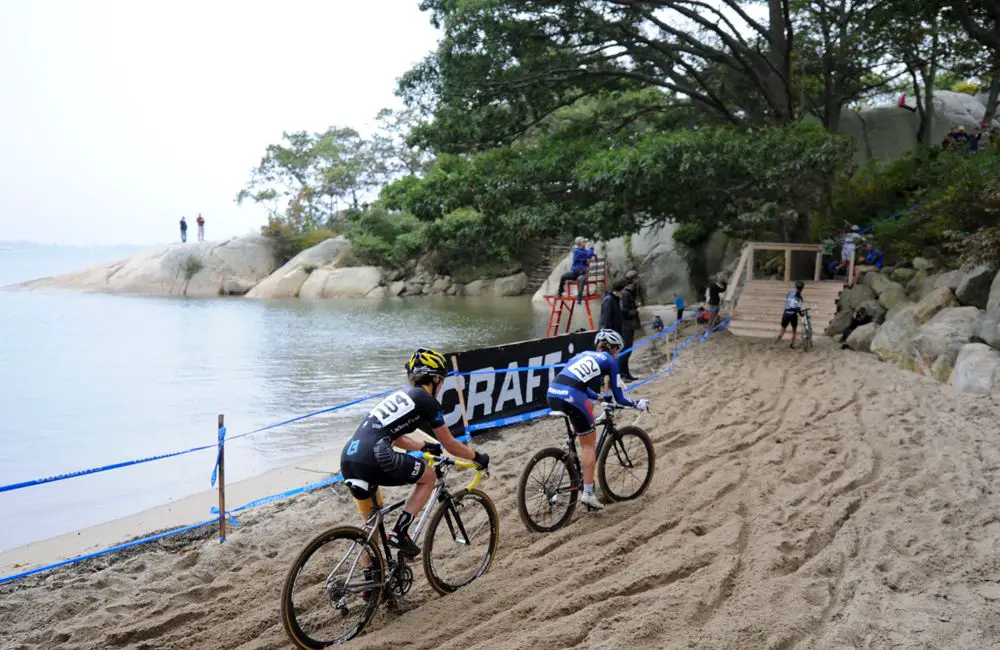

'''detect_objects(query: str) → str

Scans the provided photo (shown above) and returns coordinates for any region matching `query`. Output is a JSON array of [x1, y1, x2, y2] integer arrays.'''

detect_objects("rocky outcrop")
[[247, 237, 349, 299], [839, 284, 875, 311], [907, 307, 982, 378], [457, 273, 530, 297], [299, 266, 383, 299], [837, 91, 997, 167], [950, 343, 1000, 395], [10, 236, 278, 297]]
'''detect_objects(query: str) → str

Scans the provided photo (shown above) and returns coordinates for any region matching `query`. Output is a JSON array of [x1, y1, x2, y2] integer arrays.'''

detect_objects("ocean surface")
[[0, 244, 547, 552]]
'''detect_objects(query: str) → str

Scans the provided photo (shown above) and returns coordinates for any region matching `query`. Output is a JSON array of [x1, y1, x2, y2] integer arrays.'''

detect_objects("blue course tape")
[[0, 444, 218, 495], [0, 517, 218, 586]]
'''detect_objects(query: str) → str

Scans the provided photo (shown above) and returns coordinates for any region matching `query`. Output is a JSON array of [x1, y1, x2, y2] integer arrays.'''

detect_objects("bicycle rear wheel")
[[281, 526, 383, 649], [422, 488, 500, 594], [598, 426, 655, 502], [517, 447, 580, 533]]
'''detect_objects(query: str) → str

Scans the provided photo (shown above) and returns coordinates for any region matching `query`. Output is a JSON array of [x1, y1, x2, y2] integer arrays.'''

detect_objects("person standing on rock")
[[619, 271, 641, 382], [179, 217, 188, 243], [196, 214, 205, 242]]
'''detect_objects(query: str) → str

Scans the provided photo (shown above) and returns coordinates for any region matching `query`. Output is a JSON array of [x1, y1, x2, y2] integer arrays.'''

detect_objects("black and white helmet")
[[595, 328, 625, 350]]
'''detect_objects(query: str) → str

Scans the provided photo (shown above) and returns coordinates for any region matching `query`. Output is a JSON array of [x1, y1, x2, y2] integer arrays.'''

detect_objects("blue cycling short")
[[546, 385, 595, 434]]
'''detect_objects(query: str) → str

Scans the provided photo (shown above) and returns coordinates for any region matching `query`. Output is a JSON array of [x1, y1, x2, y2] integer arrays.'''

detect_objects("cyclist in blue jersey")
[[546, 329, 649, 510], [775, 281, 805, 348]]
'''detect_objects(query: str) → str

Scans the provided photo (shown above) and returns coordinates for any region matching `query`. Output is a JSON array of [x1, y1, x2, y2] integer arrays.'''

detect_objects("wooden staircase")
[[526, 236, 575, 293], [723, 242, 844, 338], [729, 281, 843, 338]]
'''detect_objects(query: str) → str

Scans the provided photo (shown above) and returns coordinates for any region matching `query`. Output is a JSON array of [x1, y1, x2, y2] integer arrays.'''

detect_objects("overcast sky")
[[0, 1, 440, 246]]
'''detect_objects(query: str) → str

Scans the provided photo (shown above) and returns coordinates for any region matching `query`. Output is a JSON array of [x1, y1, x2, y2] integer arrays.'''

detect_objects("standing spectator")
[[179, 216, 188, 243], [775, 281, 806, 348], [599, 279, 625, 336], [557, 236, 596, 303], [673, 292, 685, 323], [707, 275, 727, 325], [196, 213, 205, 242], [619, 271, 641, 381], [839, 225, 862, 279]]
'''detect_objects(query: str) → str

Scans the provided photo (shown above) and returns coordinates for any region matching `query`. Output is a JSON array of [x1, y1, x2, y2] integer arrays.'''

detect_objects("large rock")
[[950, 343, 1000, 395], [912, 257, 936, 272], [825, 310, 853, 337], [247, 237, 348, 299], [956, 265, 995, 309], [493, 272, 529, 296], [912, 287, 960, 325], [985, 269, 1000, 313], [11, 236, 278, 297], [871, 305, 919, 362], [890, 267, 916, 284], [907, 307, 983, 372], [847, 323, 878, 352], [878, 284, 910, 310], [858, 299, 888, 325], [977, 311, 1000, 350], [463, 279, 493, 297], [933, 270, 965, 292], [837, 91, 992, 167], [839, 284, 876, 312], [299, 266, 383, 299], [425, 276, 452, 295], [863, 272, 896, 295]]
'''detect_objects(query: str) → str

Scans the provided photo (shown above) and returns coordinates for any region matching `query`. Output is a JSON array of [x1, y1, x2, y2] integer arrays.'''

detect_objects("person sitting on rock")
[[840, 307, 873, 349], [556, 237, 596, 303], [853, 241, 884, 285]]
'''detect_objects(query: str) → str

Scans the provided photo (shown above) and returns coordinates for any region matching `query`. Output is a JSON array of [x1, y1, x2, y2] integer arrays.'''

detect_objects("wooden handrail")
[[742, 242, 824, 252], [722, 243, 751, 305]]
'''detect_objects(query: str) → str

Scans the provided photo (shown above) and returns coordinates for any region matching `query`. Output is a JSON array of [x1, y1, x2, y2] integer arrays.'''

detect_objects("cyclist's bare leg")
[[403, 466, 434, 519], [579, 428, 597, 485], [775, 326, 787, 343], [352, 489, 383, 570]]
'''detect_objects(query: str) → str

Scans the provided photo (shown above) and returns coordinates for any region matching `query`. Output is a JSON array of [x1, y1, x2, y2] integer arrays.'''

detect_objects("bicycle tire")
[[598, 426, 655, 502], [516, 447, 580, 533], [422, 488, 500, 595], [281, 526, 384, 649]]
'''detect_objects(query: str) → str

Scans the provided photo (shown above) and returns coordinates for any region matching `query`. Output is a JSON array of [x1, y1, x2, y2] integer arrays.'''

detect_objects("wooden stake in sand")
[[450, 356, 470, 433], [217, 413, 226, 543]]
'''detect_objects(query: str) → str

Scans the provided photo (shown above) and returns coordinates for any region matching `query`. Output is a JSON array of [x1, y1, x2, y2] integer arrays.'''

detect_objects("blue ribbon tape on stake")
[[210, 426, 227, 487]]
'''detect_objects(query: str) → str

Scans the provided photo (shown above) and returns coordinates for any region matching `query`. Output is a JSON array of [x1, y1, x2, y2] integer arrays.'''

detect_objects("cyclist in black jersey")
[[340, 348, 489, 558]]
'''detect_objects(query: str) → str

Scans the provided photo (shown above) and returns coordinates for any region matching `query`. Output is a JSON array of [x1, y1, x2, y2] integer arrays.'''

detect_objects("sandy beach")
[[4, 332, 1000, 649]]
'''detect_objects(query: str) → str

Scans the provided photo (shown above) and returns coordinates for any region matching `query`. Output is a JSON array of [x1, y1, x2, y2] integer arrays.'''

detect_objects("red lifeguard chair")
[[544, 257, 608, 336]]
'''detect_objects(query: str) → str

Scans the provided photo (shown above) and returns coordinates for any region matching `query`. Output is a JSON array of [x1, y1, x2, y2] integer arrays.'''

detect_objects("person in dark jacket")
[[618, 271, 641, 381], [707, 276, 727, 326], [840, 307, 873, 349], [557, 237, 596, 303], [599, 279, 626, 335]]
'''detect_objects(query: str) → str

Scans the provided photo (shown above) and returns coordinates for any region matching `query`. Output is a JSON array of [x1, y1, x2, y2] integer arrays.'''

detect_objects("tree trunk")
[[768, 0, 794, 123], [920, 18, 940, 145], [912, 71, 928, 145], [985, 62, 1000, 126]]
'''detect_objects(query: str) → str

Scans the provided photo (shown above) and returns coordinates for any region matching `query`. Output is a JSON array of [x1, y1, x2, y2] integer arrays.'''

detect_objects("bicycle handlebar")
[[422, 452, 487, 492]]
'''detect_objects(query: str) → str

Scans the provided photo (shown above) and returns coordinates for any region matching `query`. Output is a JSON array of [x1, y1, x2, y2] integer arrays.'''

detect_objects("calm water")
[[0, 245, 547, 552]]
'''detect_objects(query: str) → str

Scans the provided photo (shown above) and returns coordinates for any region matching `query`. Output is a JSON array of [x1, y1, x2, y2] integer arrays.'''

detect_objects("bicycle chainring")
[[389, 562, 414, 597]]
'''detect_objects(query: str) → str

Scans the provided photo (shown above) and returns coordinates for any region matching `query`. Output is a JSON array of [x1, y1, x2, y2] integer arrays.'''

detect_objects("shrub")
[[183, 255, 204, 281], [260, 219, 337, 265], [346, 206, 426, 269]]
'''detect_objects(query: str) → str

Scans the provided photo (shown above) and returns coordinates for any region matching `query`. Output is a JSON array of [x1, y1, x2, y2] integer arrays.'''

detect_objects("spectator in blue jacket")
[[557, 237, 596, 303], [853, 241, 884, 285]]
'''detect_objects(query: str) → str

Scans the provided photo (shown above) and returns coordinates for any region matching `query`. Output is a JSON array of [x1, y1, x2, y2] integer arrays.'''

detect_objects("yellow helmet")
[[405, 347, 448, 379]]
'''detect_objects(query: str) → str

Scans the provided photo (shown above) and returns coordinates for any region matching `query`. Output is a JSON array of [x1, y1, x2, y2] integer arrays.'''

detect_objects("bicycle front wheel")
[[598, 426, 655, 502], [422, 488, 500, 594], [517, 447, 580, 533], [281, 526, 384, 649]]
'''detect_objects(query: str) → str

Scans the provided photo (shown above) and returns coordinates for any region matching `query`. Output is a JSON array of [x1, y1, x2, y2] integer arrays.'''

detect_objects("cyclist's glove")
[[473, 451, 490, 470], [635, 399, 650, 412], [421, 442, 443, 456]]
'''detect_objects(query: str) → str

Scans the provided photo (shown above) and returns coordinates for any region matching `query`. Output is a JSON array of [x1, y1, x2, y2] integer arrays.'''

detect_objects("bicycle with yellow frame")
[[280, 452, 499, 647]]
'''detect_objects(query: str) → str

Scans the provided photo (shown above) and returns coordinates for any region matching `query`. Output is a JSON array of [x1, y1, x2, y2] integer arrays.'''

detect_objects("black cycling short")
[[340, 436, 426, 500], [547, 396, 596, 435], [781, 311, 799, 329]]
